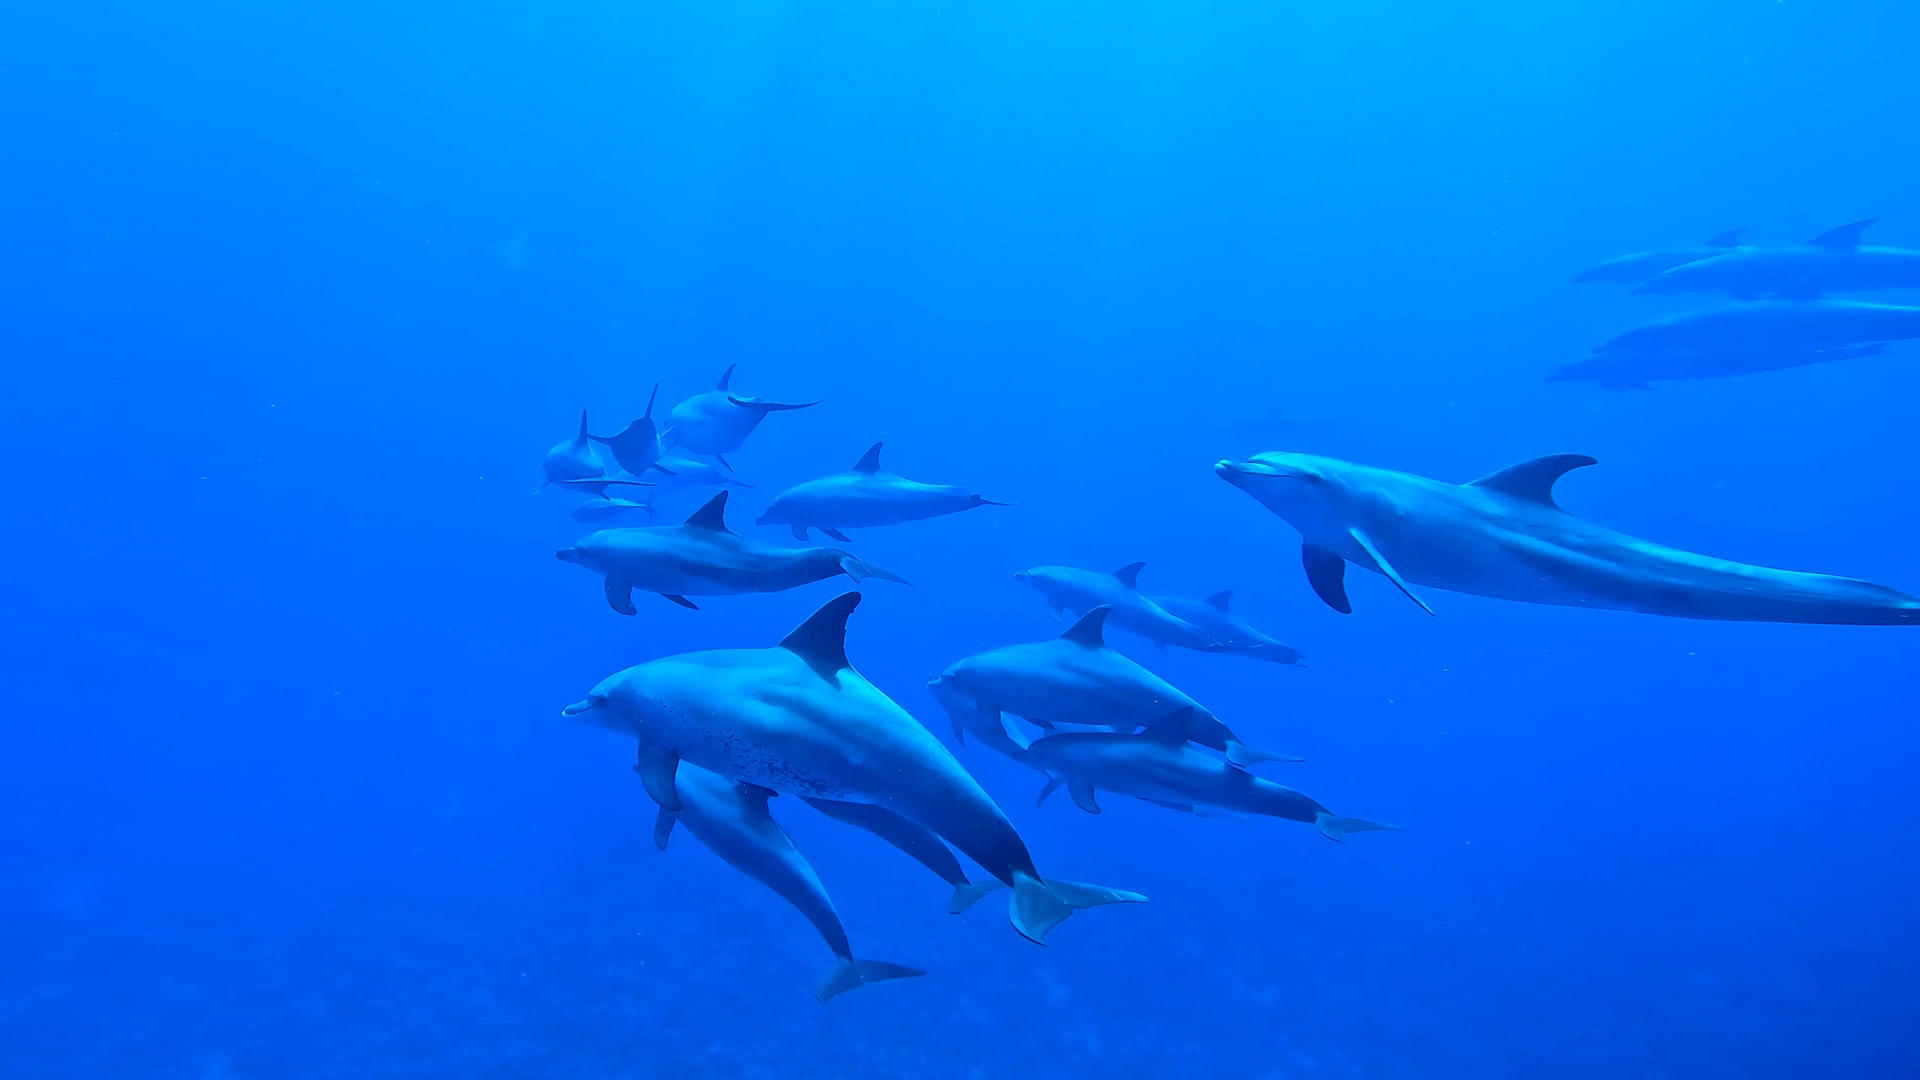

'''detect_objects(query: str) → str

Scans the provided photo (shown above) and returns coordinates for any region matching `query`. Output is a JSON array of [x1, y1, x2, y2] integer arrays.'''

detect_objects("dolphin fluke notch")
[[1008, 872, 1148, 945], [1705, 227, 1746, 248], [1111, 562, 1146, 589], [1809, 218, 1877, 250], [853, 443, 884, 473], [1060, 606, 1111, 647], [684, 491, 735, 532], [781, 592, 861, 677], [1469, 454, 1598, 509], [1315, 812, 1401, 842], [816, 958, 926, 1003]]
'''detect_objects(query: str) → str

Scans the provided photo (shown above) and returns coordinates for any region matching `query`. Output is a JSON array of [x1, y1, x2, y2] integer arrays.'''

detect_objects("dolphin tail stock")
[[969, 495, 1016, 507], [839, 556, 913, 587], [947, 879, 1007, 915], [1226, 741, 1307, 767], [1315, 812, 1401, 842], [816, 957, 927, 1003], [1008, 872, 1149, 945]]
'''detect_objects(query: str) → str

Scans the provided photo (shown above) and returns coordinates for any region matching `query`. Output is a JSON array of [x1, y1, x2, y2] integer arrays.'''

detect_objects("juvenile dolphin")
[[664, 365, 819, 467], [569, 496, 652, 523], [589, 384, 675, 477], [1573, 229, 1748, 284], [1014, 563, 1222, 652], [555, 490, 910, 612], [1594, 299, 1920, 357], [798, 796, 1006, 914], [1216, 451, 1920, 625], [649, 760, 925, 1001], [756, 443, 1010, 541], [537, 410, 606, 492], [934, 607, 1301, 767], [1152, 590, 1304, 666], [1547, 342, 1892, 389], [565, 593, 1148, 943], [1025, 709, 1396, 841], [1636, 219, 1920, 299]]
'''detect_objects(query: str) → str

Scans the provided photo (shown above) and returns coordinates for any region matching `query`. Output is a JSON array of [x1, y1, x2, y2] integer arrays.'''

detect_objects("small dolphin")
[[1573, 229, 1748, 284], [935, 607, 1301, 768], [1025, 709, 1396, 841], [1152, 590, 1304, 666], [757, 443, 1010, 541], [798, 796, 1006, 914], [565, 593, 1148, 944], [649, 760, 926, 1001], [1216, 452, 1920, 625], [1595, 299, 1920, 357], [537, 410, 606, 493], [1015, 563, 1221, 652], [926, 673, 1043, 768], [555, 490, 910, 612], [1636, 219, 1920, 299], [569, 497, 652, 523], [589, 384, 675, 477], [549, 475, 654, 500], [1547, 342, 1892, 389], [664, 365, 819, 467]]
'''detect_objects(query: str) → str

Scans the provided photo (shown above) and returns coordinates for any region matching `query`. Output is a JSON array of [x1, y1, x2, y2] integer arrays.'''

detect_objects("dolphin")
[[1636, 219, 1920, 299], [537, 410, 607, 493], [756, 443, 1010, 541], [569, 497, 652, 523], [1572, 229, 1748, 284], [550, 475, 654, 500], [664, 365, 819, 467], [1014, 563, 1222, 652], [565, 593, 1148, 943], [648, 760, 926, 1001], [589, 383, 675, 477], [798, 796, 1006, 914], [1216, 451, 1920, 625], [1152, 590, 1304, 666], [1547, 342, 1893, 389], [934, 607, 1301, 768], [554, 490, 910, 612], [1594, 299, 1920, 357], [1025, 709, 1396, 841], [926, 672, 1043, 768]]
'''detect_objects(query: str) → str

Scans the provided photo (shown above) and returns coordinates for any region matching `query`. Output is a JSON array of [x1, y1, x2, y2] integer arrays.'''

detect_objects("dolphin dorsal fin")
[[643, 382, 660, 420], [716, 364, 737, 390], [1111, 562, 1146, 589], [1469, 454, 1598, 509], [575, 409, 590, 442], [853, 442, 884, 473], [1705, 227, 1746, 248], [1809, 218, 1876, 250], [780, 592, 860, 677], [683, 491, 734, 533], [1204, 589, 1233, 612], [1141, 707, 1193, 746], [1061, 606, 1110, 647]]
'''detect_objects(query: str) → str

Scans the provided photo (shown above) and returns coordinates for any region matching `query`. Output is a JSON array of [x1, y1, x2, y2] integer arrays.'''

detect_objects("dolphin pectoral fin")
[[1346, 529, 1435, 616], [1035, 776, 1064, 806], [1008, 872, 1148, 945], [839, 556, 912, 586], [947, 879, 1007, 914], [661, 594, 699, 610], [1301, 545, 1352, 614], [651, 807, 677, 851], [633, 746, 682, 812], [1315, 811, 1402, 842], [948, 711, 966, 745], [821, 527, 852, 543], [791, 523, 810, 541], [815, 957, 925, 1003], [1068, 781, 1101, 815], [714, 453, 734, 471], [604, 578, 639, 616]]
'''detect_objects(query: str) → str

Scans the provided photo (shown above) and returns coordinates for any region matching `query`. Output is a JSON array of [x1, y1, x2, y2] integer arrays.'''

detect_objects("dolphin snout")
[[555, 548, 581, 563], [561, 693, 608, 719]]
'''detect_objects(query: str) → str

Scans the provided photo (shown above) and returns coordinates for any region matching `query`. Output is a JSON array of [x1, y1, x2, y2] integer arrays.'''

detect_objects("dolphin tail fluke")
[[816, 957, 926, 1002], [1314, 812, 1401, 842], [728, 395, 822, 412], [1226, 741, 1307, 767], [839, 556, 912, 587], [947, 879, 1007, 915], [1009, 872, 1149, 945]]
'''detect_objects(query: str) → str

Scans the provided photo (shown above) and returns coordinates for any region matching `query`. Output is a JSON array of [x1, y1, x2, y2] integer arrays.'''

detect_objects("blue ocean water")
[[5, 2, 1918, 1076]]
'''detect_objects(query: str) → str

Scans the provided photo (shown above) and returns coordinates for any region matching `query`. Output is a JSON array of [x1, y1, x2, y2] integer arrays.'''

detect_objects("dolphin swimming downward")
[[566, 592, 1148, 944], [664, 364, 819, 469], [1216, 452, 1920, 625], [757, 442, 1010, 541]]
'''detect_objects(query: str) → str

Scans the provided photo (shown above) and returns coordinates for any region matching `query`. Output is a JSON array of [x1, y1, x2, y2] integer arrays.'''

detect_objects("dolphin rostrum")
[[1572, 229, 1748, 284], [565, 592, 1148, 944], [1014, 563, 1222, 652], [1635, 219, 1920, 299], [664, 365, 819, 468], [589, 383, 675, 478], [1025, 709, 1396, 841], [756, 443, 1010, 541], [648, 759, 926, 1001], [554, 490, 910, 612], [1152, 589, 1304, 666], [1216, 452, 1920, 625], [934, 607, 1301, 768]]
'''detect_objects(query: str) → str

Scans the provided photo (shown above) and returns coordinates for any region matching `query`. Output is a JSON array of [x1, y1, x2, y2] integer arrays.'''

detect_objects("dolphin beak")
[[561, 699, 596, 717], [555, 548, 580, 563]]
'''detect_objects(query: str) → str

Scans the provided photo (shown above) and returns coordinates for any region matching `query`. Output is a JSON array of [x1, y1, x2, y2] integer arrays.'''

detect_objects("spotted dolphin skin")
[[554, 490, 910, 612], [1636, 219, 1920, 299], [650, 761, 927, 1001], [1573, 228, 1748, 284], [664, 365, 819, 467], [1216, 452, 1920, 625], [1025, 709, 1397, 841], [1014, 563, 1221, 652], [565, 593, 1148, 944], [757, 443, 1010, 541]]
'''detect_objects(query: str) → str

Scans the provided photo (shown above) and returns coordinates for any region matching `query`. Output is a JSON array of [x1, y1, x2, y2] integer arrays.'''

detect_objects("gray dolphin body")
[[566, 593, 1147, 944], [935, 608, 1300, 767], [1151, 591, 1304, 666], [650, 761, 926, 1001], [664, 365, 819, 466], [538, 410, 607, 491], [1636, 220, 1920, 299], [1595, 299, 1920, 357], [1024, 711, 1395, 841], [1015, 563, 1222, 652], [757, 443, 1009, 541], [555, 490, 910, 611], [1216, 452, 1920, 625], [1573, 229, 1749, 284], [1547, 342, 1892, 389], [798, 796, 1006, 913], [589, 383, 674, 477]]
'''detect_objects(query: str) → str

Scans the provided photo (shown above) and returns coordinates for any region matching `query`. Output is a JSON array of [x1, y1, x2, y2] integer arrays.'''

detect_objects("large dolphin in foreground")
[[1014, 563, 1222, 652], [933, 607, 1301, 767], [664, 365, 819, 468], [1216, 452, 1920, 625], [1025, 709, 1397, 842], [1636, 219, 1920, 299], [1547, 342, 1892, 389], [1573, 229, 1748, 284], [566, 593, 1148, 943], [1151, 590, 1304, 666], [756, 443, 1010, 541], [649, 761, 926, 1001], [555, 491, 909, 611]]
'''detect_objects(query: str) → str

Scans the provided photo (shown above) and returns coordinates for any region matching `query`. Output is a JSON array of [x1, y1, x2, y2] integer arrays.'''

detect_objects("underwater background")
[[5, 1, 1918, 1077]]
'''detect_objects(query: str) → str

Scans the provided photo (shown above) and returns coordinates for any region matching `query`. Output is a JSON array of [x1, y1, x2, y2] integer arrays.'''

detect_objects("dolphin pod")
[[757, 442, 1010, 541], [1635, 219, 1920, 299], [1573, 228, 1749, 284], [1216, 451, 1920, 625]]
